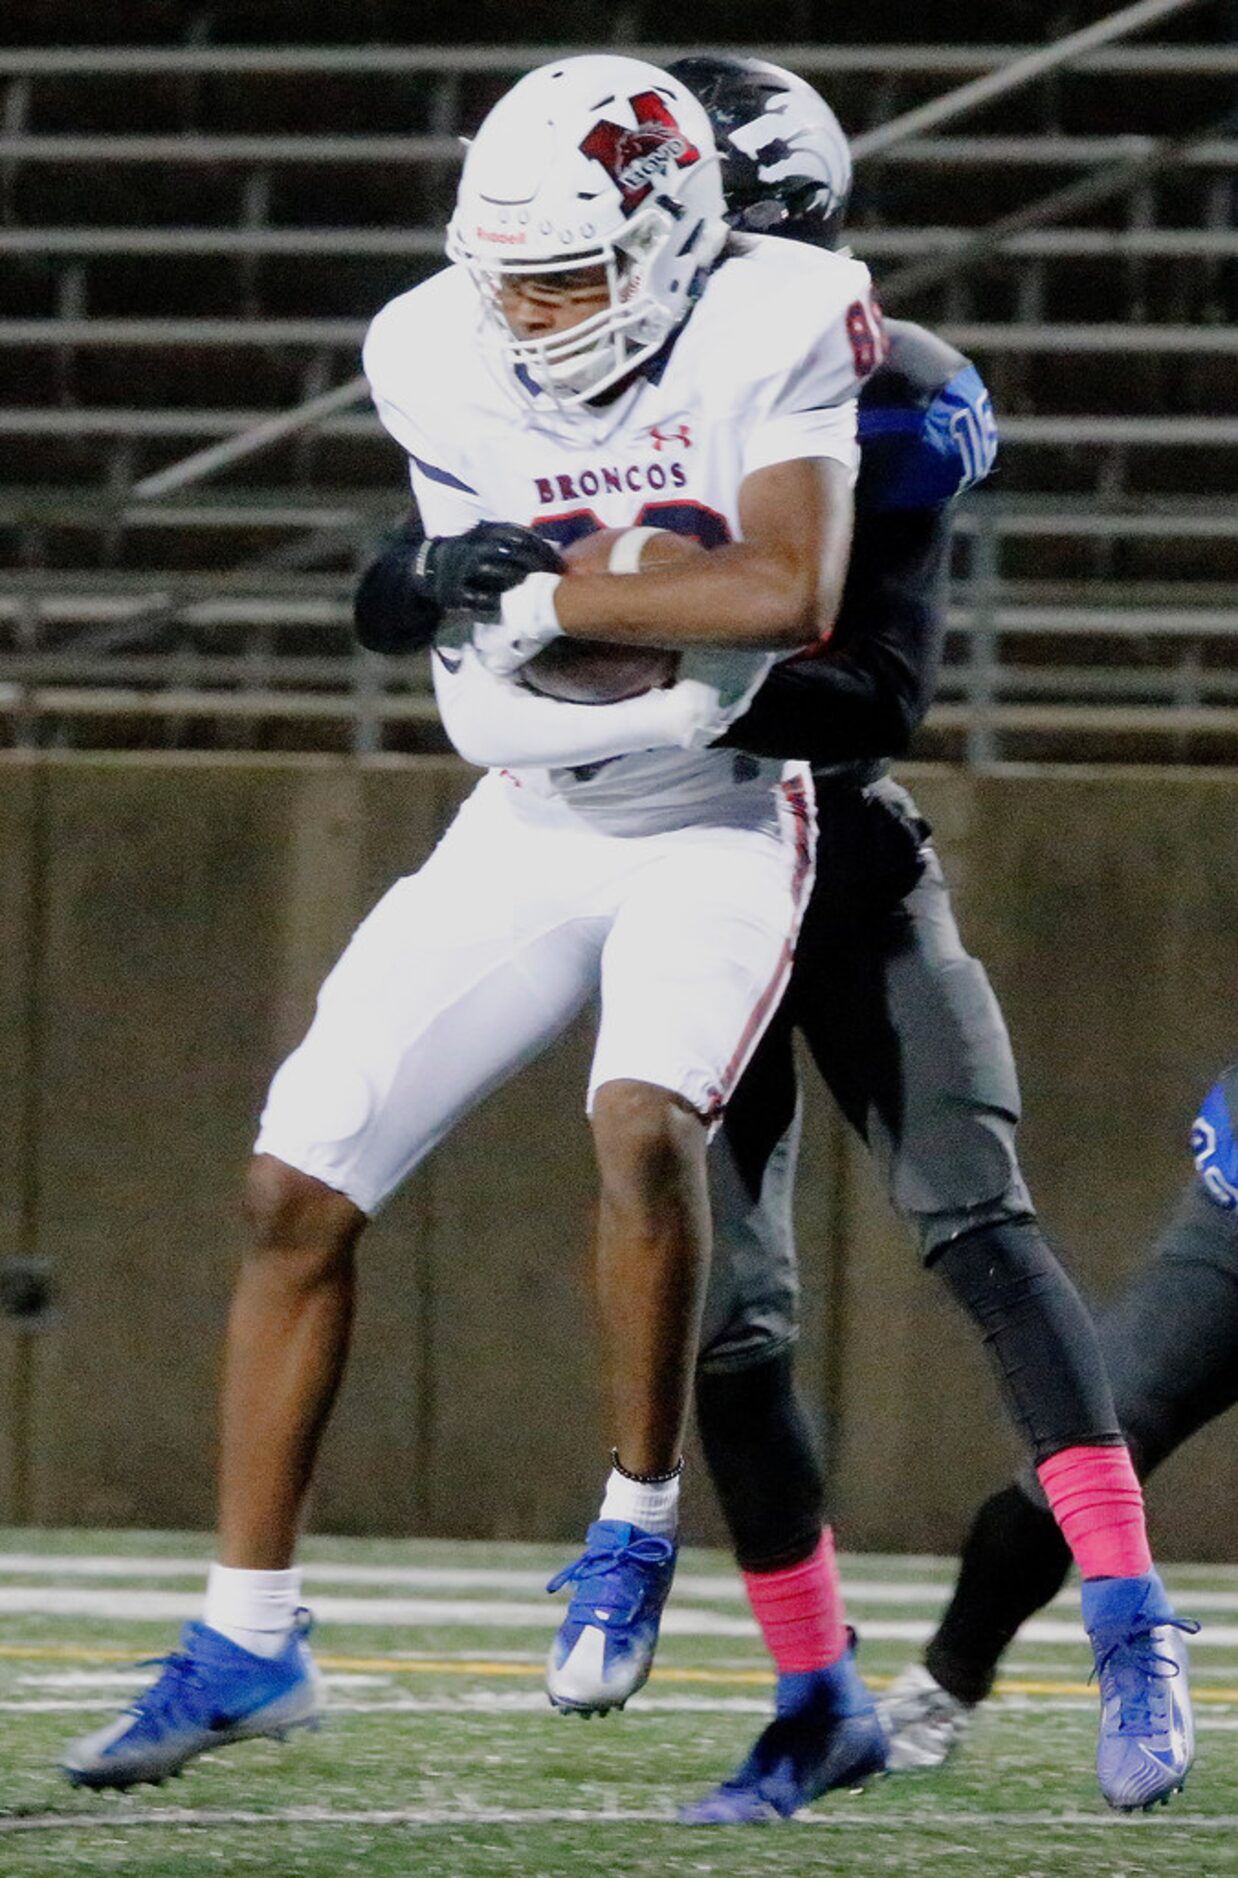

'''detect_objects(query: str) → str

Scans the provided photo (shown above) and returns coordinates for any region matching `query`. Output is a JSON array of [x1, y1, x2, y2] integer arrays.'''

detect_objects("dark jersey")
[[722, 319, 997, 777]]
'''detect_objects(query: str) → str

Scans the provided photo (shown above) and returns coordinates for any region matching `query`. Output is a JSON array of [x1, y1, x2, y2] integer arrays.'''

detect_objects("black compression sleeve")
[[694, 1349, 826, 1572], [354, 517, 442, 654], [931, 1219, 1123, 1462], [720, 504, 951, 763]]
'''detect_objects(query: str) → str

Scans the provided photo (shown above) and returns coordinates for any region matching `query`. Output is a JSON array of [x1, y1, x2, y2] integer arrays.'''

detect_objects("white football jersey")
[[364, 235, 882, 834]]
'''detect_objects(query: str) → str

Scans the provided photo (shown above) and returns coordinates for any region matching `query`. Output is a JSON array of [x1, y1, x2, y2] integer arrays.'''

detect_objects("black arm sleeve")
[[719, 503, 952, 764], [354, 516, 441, 655]]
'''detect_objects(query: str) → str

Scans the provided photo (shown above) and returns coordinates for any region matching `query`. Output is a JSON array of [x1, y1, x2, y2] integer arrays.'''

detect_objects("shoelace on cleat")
[[546, 1533, 674, 1620], [117, 1616, 310, 1743], [1090, 1617, 1200, 1736], [124, 1649, 219, 1736]]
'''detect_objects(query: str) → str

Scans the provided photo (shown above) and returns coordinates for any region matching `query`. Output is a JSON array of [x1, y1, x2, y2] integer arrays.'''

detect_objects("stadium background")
[[0, 0, 1234, 1564]]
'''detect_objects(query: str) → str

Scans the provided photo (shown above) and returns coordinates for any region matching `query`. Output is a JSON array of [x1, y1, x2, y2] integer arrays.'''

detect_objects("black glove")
[[416, 522, 564, 614], [355, 519, 565, 657], [354, 518, 441, 654]]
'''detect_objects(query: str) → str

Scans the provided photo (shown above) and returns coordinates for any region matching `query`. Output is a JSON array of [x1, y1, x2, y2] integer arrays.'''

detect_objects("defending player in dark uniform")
[[881, 1065, 1236, 1769], [668, 55, 1195, 1823], [323, 54, 1192, 1824]]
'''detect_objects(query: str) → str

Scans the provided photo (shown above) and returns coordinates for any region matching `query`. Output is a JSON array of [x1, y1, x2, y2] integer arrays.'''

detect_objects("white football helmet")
[[447, 56, 728, 408]]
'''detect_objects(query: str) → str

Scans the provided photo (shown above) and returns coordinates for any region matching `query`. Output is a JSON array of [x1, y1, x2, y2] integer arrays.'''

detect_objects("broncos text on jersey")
[[363, 234, 884, 831]]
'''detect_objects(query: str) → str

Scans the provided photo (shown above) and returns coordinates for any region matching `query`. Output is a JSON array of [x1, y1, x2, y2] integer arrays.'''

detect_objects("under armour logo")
[[579, 92, 700, 215], [649, 423, 692, 452]]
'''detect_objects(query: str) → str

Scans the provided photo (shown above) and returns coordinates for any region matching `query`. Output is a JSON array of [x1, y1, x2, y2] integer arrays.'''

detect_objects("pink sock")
[[1037, 1443, 1153, 1580], [742, 1528, 848, 1673]]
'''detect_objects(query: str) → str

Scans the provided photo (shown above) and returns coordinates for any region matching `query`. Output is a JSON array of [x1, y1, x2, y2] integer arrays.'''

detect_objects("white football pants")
[[255, 768, 815, 1215]]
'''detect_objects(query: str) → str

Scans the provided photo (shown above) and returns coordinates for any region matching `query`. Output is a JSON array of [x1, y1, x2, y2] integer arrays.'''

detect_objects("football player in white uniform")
[[63, 54, 885, 1791], [395, 55, 1197, 1826]]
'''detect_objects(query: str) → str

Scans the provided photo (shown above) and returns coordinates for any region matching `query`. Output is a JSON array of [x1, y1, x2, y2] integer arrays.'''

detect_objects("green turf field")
[[1, 1529, 1234, 1877]]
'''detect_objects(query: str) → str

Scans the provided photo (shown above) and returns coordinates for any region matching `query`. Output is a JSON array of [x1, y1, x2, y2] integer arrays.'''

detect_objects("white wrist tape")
[[472, 572, 564, 677], [606, 527, 664, 574]]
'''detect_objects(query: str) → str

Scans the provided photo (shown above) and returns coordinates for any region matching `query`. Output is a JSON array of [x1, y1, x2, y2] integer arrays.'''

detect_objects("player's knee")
[[242, 1153, 365, 1271], [884, 1093, 1030, 1247], [915, 1192, 1036, 1263], [591, 1080, 706, 1203]]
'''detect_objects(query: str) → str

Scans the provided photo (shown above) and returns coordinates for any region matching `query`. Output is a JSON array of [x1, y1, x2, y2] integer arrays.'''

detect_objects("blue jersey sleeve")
[[1193, 1067, 1238, 1211], [858, 360, 998, 514]]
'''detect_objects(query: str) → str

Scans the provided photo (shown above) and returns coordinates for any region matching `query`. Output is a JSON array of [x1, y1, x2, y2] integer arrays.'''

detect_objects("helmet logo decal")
[[579, 91, 700, 214]]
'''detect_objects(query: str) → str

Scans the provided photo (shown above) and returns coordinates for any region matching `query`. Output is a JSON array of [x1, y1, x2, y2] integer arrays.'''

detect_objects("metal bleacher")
[[1, 14, 1235, 761]]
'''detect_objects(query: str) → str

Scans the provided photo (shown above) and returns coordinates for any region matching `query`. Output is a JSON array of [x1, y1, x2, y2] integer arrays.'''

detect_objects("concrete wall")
[[0, 753, 1234, 1558]]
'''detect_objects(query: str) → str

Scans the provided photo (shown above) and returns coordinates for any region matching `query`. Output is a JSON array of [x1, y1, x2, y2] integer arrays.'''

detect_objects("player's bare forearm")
[[555, 457, 854, 652], [555, 544, 820, 649]]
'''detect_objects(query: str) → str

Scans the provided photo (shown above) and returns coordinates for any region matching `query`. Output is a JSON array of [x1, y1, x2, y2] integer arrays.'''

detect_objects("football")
[[519, 527, 701, 704]]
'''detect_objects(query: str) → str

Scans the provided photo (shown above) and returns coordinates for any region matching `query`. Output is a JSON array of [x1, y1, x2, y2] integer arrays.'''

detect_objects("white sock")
[[203, 1562, 302, 1658], [599, 1464, 680, 1537]]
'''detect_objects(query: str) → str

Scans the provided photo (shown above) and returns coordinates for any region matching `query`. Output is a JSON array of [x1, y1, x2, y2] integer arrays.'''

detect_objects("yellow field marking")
[[0, 1639, 1236, 1704], [324, 1656, 777, 1684], [0, 1644, 136, 1664]]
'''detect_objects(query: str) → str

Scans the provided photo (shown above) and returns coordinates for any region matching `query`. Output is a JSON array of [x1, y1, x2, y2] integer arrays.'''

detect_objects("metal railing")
[[3, 132, 1236, 170], [0, 31, 1227, 79], [6, 318, 1238, 354], [3, 224, 1234, 259], [4, 0, 1231, 762], [5, 492, 1237, 757], [97, 0, 1217, 514], [7, 409, 1238, 445], [2, 637, 1235, 760]]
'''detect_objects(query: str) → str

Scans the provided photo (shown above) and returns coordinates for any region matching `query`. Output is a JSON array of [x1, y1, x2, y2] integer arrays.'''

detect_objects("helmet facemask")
[[451, 196, 710, 406]]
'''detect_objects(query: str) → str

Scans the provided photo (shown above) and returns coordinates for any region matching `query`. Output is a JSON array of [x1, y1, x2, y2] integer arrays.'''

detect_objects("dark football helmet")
[[668, 54, 851, 250]]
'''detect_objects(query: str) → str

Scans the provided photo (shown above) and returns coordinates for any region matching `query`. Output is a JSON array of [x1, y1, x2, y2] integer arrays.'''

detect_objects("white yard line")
[[3, 1584, 1237, 1647], [0, 1554, 960, 1604], [2, 1552, 1229, 1614], [3, 1683, 1233, 1721], [2, 1804, 1236, 1834], [0, 1588, 758, 1632], [0, 1556, 553, 1594], [20, 1670, 390, 1689], [2, 1689, 773, 1715]]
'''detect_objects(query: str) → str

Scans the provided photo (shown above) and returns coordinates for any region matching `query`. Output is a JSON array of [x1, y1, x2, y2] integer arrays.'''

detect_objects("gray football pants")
[[700, 776, 1033, 1372]]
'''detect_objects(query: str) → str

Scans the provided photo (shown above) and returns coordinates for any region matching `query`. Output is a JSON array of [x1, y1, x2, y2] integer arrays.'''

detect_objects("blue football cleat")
[[61, 1612, 322, 1789], [1082, 1569, 1198, 1811], [680, 1645, 887, 1823], [545, 1519, 677, 1715]]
